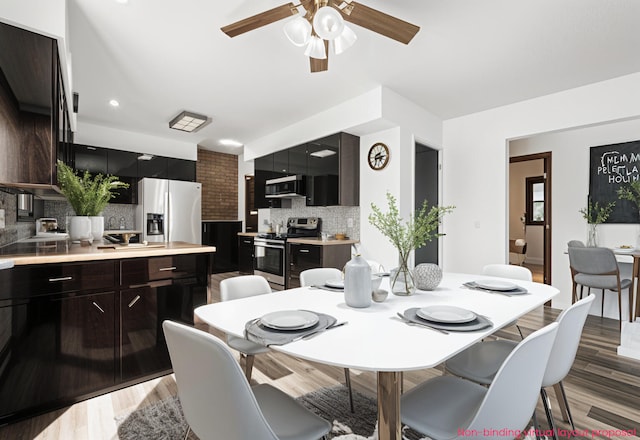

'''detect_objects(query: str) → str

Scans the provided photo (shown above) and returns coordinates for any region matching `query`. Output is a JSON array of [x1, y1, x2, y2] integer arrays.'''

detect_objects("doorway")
[[509, 153, 552, 284], [415, 143, 439, 264]]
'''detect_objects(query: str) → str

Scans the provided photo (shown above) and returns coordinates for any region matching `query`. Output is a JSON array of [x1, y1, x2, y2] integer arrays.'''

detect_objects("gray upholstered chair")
[[299, 267, 354, 412], [444, 294, 595, 440], [568, 246, 633, 327], [219, 275, 272, 381], [401, 322, 559, 440], [163, 320, 331, 440]]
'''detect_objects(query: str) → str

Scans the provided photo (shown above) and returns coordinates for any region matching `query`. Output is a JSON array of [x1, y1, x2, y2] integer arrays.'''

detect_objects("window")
[[526, 176, 545, 225]]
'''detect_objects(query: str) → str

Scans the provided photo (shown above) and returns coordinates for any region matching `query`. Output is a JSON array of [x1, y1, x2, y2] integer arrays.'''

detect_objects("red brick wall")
[[197, 149, 238, 220]]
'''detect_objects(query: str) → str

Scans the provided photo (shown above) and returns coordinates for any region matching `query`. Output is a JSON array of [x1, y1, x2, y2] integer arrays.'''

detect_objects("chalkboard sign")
[[589, 140, 640, 223]]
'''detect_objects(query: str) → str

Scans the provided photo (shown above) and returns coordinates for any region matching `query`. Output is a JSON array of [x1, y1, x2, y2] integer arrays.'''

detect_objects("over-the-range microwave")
[[265, 175, 306, 198]]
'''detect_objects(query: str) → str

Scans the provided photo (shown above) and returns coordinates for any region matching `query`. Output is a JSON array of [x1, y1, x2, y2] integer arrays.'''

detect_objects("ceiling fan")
[[221, 0, 420, 73]]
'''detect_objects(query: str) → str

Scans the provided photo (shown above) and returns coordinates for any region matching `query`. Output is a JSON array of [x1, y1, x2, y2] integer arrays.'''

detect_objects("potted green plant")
[[56, 160, 129, 241], [368, 192, 455, 295], [579, 199, 615, 247]]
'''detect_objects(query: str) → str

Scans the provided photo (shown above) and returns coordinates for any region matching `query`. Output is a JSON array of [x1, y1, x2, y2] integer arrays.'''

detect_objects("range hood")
[[0, 183, 66, 201]]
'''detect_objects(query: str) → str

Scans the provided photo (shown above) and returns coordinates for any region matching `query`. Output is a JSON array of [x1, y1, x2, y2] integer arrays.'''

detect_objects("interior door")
[[415, 143, 439, 264]]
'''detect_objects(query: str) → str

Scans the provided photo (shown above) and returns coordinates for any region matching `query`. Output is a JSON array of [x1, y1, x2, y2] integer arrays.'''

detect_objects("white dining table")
[[195, 272, 559, 440]]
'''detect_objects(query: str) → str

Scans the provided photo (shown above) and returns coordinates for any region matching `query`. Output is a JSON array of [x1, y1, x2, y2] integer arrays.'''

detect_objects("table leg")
[[377, 371, 402, 440]]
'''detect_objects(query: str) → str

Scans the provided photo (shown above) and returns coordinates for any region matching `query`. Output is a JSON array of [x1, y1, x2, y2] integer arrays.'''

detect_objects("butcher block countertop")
[[0, 241, 216, 266]]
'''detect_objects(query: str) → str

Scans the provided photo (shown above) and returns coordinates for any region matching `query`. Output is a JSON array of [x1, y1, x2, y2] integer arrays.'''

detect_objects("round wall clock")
[[368, 143, 389, 170]]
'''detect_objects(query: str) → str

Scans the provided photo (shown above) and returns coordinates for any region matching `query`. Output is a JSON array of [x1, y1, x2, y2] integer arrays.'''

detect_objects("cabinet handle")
[[92, 301, 105, 314], [49, 276, 73, 282], [128, 295, 141, 308], [158, 266, 177, 272], [243, 240, 252, 244], [300, 249, 310, 253]]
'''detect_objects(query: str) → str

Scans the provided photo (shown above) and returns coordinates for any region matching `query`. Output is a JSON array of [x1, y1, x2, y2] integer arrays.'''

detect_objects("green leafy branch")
[[579, 200, 615, 224], [56, 160, 129, 216], [368, 192, 455, 261]]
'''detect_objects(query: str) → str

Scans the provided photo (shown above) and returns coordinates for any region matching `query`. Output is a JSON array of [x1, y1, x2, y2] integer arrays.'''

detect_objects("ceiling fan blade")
[[336, 1, 420, 44], [221, 3, 298, 38], [310, 40, 329, 73], [310, 56, 328, 73]]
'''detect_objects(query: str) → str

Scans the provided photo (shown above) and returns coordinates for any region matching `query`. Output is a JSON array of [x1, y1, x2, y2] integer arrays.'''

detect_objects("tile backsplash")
[[259, 197, 360, 239], [0, 190, 137, 248], [0, 190, 33, 246]]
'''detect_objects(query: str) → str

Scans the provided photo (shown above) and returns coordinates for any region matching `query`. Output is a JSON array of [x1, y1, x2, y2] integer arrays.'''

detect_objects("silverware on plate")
[[395, 312, 449, 335]]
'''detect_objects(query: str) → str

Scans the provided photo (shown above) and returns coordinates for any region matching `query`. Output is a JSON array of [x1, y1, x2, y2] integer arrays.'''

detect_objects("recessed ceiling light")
[[219, 139, 243, 147], [115, 0, 129, 4], [109, 99, 120, 107]]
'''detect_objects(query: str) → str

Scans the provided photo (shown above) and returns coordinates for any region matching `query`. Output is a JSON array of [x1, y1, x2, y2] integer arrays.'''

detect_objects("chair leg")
[[554, 381, 575, 430], [344, 368, 354, 413], [531, 410, 543, 440], [541, 388, 558, 440], [629, 286, 634, 323], [241, 354, 255, 382], [183, 425, 191, 440], [516, 324, 525, 339], [601, 289, 605, 318]]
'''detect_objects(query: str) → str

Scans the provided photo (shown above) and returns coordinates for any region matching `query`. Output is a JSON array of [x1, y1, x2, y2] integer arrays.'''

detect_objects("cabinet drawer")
[[0, 261, 116, 300], [120, 255, 197, 286]]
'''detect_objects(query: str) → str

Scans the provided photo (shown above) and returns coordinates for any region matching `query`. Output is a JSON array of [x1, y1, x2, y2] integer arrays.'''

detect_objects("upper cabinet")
[[253, 132, 359, 209], [0, 21, 71, 191]]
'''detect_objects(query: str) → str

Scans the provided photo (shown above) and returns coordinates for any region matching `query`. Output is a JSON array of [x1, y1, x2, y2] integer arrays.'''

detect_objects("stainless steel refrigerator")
[[136, 178, 202, 244]]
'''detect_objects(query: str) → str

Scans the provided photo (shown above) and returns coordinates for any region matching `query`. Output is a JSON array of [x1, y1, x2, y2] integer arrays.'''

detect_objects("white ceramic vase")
[[344, 254, 372, 308], [69, 216, 92, 241], [89, 216, 104, 242]]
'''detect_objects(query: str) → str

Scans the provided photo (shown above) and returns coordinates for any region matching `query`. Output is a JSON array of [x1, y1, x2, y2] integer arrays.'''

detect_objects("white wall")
[[442, 72, 640, 311], [75, 121, 198, 161]]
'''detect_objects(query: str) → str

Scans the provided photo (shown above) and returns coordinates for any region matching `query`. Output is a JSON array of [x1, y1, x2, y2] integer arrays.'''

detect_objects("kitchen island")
[[0, 241, 215, 425]]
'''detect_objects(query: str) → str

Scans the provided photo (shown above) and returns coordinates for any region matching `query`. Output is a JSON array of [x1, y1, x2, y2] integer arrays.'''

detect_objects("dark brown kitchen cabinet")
[[202, 221, 242, 273], [287, 242, 351, 289], [0, 261, 117, 425], [0, 252, 211, 425], [107, 149, 138, 204], [0, 22, 70, 190], [168, 157, 196, 182], [238, 235, 255, 275]]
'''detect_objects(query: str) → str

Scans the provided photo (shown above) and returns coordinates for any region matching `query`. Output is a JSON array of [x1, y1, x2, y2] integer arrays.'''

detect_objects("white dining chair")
[[219, 275, 272, 381], [444, 295, 595, 439], [299, 267, 354, 413], [481, 263, 532, 338], [401, 322, 559, 439], [299, 268, 342, 287], [163, 320, 332, 440]]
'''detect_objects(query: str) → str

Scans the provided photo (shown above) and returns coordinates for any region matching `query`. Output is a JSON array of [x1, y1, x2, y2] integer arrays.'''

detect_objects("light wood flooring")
[[1, 272, 638, 439]]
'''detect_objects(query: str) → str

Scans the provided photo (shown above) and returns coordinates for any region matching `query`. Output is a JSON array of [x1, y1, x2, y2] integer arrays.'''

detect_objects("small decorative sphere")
[[414, 263, 442, 290]]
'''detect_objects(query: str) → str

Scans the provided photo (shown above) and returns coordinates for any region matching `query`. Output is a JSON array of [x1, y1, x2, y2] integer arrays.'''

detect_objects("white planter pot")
[[69, 216, 92, 241], [89, 216, 104, 242]]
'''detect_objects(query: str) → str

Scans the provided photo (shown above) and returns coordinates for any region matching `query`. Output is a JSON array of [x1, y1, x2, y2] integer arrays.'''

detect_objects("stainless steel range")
[[254, 217, 320, 289]]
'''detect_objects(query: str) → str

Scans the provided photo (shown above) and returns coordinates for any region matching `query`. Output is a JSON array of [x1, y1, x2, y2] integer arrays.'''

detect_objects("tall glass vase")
[[390, 253, 415, 296], [586, 223, 598, 247]]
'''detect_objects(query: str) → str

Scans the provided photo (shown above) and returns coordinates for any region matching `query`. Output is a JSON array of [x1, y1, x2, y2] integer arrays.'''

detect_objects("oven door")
[[254, 239, 286, 288]]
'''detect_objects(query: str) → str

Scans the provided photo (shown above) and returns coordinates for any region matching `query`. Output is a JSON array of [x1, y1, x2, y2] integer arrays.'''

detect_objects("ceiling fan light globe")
[[313, 6, 344, 40], [333, 24, 357, 55], [304, 35, 327, 59], [283, 16, 312, 47]]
